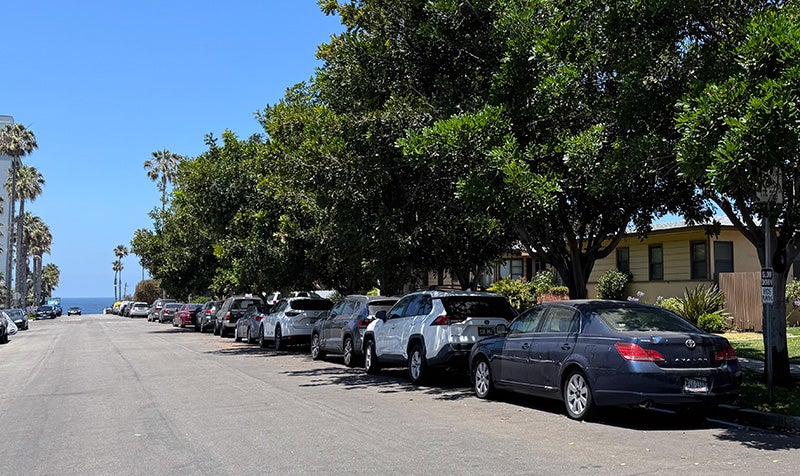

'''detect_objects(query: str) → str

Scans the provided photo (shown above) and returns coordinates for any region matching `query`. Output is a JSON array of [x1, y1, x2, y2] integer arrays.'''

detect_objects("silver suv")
[[362, 290, 517, 384]]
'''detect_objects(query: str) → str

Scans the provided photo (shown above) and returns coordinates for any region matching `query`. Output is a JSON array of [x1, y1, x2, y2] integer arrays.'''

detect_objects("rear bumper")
[[426, 343, 474, 369], [590, 365, 742, 407]]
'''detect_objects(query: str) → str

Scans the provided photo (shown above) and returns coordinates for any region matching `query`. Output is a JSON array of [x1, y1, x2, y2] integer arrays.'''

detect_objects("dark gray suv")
[[214, 295, 263, 337], [311, 295, 398, 367]]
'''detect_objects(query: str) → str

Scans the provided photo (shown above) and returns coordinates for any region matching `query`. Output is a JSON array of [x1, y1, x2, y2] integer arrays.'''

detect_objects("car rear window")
[[441, 297, 516, 320], [291, 299, 333, 311], [188, 304, 203, 311], [233, 299, 261, 310], [595, 307, 699, 333]]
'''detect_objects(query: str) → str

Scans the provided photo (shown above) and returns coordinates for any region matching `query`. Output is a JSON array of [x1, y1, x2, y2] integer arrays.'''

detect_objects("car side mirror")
[[375, 310, 387, 322], [495, 324, 508, 336]]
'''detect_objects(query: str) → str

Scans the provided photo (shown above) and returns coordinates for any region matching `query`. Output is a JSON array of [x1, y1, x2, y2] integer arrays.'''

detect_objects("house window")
[[499, 259, 524, 280], [649, 245, 663, 281], [616, 247, 630, 274], [714, 242, 734, 275], [691, 241, 708, 280]]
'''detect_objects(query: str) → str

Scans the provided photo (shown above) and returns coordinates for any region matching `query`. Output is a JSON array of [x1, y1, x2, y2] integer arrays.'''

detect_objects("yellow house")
[[587, 218, 761, 299]]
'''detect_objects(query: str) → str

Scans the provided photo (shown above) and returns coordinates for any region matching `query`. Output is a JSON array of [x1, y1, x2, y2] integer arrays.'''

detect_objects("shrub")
[[697, 312, 727, 333], [596, 268, 630, 300], [531, 270, 557, 295], [680, 284, 726, 324], [549, 286, 570, 296], [488, 277, 537, 312], [658, 297, 683, 315]]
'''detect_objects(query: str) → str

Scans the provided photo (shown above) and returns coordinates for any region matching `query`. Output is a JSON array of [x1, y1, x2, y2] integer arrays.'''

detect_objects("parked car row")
[[134, 291, 743, 420]]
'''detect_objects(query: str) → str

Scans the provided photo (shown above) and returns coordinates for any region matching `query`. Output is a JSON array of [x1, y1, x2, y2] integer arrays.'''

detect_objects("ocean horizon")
[[56, 297, 116, 315]]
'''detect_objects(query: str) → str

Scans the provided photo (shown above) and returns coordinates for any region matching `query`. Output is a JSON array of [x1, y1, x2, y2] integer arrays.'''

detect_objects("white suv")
[[260, 297, 333, 350], [362, 290, 516, 384]]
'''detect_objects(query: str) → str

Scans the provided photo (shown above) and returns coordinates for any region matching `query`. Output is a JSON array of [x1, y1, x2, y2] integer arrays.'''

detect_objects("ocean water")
[[56, 297, 115, 315]]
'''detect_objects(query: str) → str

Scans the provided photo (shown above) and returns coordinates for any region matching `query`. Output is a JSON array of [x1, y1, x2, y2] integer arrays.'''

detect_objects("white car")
[[259, 297, 333, 350], [128, 302, 150, 318], [362, 290, 517, 384], [1, 311, 19, 343]]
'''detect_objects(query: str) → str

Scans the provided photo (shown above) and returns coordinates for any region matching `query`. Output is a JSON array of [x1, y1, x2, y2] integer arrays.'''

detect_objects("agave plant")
[[663, 284, 727, 325]]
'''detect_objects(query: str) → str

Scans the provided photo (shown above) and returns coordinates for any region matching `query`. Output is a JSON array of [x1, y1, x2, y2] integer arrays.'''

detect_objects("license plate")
[[684, 377, 708, 394], [478, 327, 494, 337]]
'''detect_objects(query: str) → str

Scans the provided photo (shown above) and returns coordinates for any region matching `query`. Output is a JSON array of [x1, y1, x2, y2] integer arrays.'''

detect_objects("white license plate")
[[684, 377, 708, 394], [478, 327, 494, 337]]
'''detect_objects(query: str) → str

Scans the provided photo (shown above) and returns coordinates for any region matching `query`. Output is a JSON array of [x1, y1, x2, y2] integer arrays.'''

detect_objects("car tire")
[[220, 325, 228, 338], [364, 339, 380, 374], [213, 323, 220, 336], [234, 327, 242, 342], [172, 319, 178, 327], [258, 326, 267, 348], [563, 369, 594, 420], [273, 326, 283, 351], [310, 333, 324, 360], [342, 336, 355, 367], [408, 344, 427, 385], [1, 334, 7, 344], [472, 358, 495, 399], [246, 328, 253, 344]]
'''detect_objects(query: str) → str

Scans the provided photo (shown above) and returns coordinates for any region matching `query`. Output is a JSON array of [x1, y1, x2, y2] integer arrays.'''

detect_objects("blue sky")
[[2, 1, 343, 297]]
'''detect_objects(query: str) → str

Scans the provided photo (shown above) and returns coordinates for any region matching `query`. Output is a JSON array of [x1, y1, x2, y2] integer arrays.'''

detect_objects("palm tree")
[[9, 165, 44, 306], [0, 123, 38, 307], [113, 245, 128, 300], [112, 260, 122, 301], [41, 263, 60, 299], [24, 213, 51, 305], [144, 149, 182, 212]]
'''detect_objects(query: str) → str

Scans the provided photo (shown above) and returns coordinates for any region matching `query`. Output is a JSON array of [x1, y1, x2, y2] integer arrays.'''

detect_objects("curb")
[[713, 404, 800, 434]]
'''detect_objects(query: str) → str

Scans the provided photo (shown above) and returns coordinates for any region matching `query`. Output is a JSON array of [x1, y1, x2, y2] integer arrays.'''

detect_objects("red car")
[[172, 303, 203, 328]]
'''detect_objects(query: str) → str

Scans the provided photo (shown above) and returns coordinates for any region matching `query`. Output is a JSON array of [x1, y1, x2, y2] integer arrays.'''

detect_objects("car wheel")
[[234, 327, 242, 342], [310, 333, 323, 360], [213, 323, 220, 336], [273, 326, 283, 351], [342, 336, 355, 367], [408, 344, 427, 385], [1, 334, 7, 344], [564, 369, 593, 420], [364, 339, 380, 374], [172, 319, 178, 327], [258, 326, 267, 348], [246, 328, 253, 344], [220, 325, 228, 338], [473, 358, 495, 399]]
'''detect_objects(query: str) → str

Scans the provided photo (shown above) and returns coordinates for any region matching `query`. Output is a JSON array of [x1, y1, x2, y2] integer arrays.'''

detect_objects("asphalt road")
[[1, 315, 799, 475]]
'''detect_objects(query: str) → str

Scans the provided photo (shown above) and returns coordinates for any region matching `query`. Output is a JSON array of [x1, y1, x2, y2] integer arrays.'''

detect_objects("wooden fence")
[[719, 272, 763, 332]]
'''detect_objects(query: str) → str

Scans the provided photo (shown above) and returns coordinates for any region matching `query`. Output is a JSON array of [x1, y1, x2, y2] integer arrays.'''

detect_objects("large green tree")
[[677, 2, 799, 385], [0, 122, 37, 307]]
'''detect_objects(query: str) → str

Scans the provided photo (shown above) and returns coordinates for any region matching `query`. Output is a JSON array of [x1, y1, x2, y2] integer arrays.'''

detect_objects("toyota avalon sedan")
[[469, 300, 741, 420]]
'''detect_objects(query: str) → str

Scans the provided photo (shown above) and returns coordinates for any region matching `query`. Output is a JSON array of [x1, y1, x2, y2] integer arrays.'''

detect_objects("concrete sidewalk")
[[737, 357, 800, 376]]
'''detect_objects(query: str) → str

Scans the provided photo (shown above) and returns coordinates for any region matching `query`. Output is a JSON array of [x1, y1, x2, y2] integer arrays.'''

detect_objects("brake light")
[[614, 342, 665, 362], [205, 310, 212, 315], [715, 344, 737, 361], [224, 312, 231, 321], [358, 319, 370, 329], [255, 315, 264, 322], [430, 315, 467, 326]]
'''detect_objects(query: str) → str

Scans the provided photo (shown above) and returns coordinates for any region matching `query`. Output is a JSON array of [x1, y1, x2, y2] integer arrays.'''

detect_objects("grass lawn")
[[721, 327, 800, 416], [722, 326, 800, 365]]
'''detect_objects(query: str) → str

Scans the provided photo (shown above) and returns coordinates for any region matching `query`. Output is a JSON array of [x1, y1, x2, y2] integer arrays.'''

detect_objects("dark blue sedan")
[[469, 300, 742, 419]]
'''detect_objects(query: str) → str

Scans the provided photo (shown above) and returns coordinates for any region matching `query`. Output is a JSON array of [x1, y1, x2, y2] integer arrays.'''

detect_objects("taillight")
[[358, 319, 370, 329], [430, 315, 467, 326], [255, 315, 264, 322], [224, 312, 231, 321], [614, 342, 665, 362], [715, 345, 737, 361], [205, 310, 211, 315]]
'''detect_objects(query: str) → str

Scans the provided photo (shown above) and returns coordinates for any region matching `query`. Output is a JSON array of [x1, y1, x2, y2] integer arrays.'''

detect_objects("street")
[[1, 315, 799, 475]]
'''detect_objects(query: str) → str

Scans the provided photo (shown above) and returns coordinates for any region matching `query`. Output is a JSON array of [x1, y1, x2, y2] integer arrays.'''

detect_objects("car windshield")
[[7, 309, 24, 317], [594, 306, 699, 333], [368, 301, 397, 315], [441, 296, 517, 320], [291, 299, 333, 311]]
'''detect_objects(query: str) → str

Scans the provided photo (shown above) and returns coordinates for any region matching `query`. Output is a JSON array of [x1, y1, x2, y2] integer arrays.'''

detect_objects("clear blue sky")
[[1, 1, 343, 298]]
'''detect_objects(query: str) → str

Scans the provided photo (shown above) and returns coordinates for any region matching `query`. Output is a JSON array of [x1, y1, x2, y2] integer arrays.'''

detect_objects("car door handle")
[[521, 343, 530, 350], [561, 344, 572, 350]]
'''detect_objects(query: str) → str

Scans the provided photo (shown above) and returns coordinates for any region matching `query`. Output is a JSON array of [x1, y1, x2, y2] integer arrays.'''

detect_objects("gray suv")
[[214, 295, 263, 337], [311, 295, 398, 367]]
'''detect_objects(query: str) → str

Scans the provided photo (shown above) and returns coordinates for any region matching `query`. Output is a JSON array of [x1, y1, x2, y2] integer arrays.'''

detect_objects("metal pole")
[[764, 215, 774, 399]]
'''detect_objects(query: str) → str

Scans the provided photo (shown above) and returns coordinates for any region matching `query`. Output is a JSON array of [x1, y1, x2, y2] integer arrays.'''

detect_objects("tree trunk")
[[14, 198, 25, 307], [5, 158, 17, 308], [33, 255, 42, 305]]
